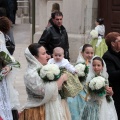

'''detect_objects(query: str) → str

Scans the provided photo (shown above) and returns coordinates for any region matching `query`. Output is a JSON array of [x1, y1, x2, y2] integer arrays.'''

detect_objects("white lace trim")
[[0, 78, 13, 120]]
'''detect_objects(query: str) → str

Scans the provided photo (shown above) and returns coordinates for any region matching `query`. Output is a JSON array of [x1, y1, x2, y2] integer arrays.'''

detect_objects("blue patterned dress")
[[67, 54, 88, 120], [67, 88, 87, 120]]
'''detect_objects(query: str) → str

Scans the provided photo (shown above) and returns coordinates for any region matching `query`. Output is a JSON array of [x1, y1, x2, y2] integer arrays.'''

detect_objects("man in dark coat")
[[103, 32, 120, 119], [7, 0, 17, 24], [38, 11, 69, 60]]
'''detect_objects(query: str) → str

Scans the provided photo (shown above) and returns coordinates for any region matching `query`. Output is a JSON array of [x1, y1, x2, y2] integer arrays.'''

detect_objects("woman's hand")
[[2, 66, 11, 76], [57, 74, 68, 90], [105, 86, 113, 96]]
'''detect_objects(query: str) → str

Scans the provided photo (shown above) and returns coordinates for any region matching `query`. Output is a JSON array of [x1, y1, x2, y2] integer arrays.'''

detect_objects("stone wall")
[[33, 0, 98, 62]]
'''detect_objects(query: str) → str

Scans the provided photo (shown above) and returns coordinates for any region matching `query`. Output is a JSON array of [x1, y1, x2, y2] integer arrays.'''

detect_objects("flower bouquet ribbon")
[[0, 51, 20, 81]]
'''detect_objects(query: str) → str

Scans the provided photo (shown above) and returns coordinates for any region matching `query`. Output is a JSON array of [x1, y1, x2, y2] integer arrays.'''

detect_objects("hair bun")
[[96, 18, 104, 25]]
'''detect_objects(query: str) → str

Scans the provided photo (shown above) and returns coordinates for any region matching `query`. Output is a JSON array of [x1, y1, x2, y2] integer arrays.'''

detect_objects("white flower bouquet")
[[75, 63, 89, 82], [90, 30, 98, 39], [39, 64, 61, 82], [88, 76, 106, 97]]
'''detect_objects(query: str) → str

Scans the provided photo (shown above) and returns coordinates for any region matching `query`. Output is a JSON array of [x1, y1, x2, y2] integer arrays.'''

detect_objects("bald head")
[[53, 47, 64, 62], [53, 47, 64, 54]]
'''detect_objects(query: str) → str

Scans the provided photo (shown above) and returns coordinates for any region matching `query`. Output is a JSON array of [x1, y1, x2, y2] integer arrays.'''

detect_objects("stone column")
[[62, 0, 86, 62], [33, 0, 47, 42], [85, 0, 98, 43]]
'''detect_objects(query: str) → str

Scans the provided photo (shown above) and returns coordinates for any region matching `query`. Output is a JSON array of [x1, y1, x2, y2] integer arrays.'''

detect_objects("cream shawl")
[[24, 48, 68, 120]]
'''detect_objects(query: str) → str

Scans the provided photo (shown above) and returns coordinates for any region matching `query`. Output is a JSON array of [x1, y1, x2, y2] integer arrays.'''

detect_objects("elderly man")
[[103, 32, 120, 119], [38, 11, 69, 60]]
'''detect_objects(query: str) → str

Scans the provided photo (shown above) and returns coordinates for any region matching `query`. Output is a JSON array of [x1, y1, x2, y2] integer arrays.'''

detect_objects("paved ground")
[[12, 18, 31, 110]]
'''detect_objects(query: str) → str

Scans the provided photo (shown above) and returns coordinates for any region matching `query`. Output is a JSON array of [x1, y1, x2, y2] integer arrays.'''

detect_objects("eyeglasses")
[[115, 39, 120, 42]]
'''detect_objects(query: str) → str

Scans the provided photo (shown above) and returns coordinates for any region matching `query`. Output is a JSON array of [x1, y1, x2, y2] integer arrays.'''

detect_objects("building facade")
[[33, 0, 98, 62]]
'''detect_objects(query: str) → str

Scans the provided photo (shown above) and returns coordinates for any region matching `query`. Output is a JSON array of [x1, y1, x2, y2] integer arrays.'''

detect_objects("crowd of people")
[[0, 2, 120, 120]]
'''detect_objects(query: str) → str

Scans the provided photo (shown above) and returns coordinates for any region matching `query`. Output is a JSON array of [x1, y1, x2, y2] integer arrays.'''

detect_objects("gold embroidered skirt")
[[19, 105, 45, 120]]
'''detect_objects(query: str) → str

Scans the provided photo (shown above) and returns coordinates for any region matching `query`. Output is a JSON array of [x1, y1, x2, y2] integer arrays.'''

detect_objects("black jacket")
[[103, 48, 120, 119], [38, 24, 69, 60]]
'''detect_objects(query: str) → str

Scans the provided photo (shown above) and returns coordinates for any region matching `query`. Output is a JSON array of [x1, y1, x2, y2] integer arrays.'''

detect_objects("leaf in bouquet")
[[106, 95, 112, 103], [0, 51, 20, 68], [0, 75, 3, 81], [9, 60, 20, 68], [0, 72, 4, 81], [54, 73, 61, 80], [60, 67, 67, 74], [89, 86, 106, 97], [79, 76, 86, 82], [84, 66, 89, 75], [0, 51, 12, 64]]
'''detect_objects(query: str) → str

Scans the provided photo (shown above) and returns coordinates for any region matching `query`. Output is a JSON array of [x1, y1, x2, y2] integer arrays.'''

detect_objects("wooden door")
[[98, 0, 120, 35]]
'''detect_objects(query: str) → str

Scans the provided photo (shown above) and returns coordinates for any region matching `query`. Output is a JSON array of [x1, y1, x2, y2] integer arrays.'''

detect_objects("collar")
[[108, 47, 120, 58]]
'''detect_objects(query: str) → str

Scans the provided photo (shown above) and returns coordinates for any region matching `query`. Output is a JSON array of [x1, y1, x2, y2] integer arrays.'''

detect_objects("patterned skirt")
[[19, 105, 45, 120]]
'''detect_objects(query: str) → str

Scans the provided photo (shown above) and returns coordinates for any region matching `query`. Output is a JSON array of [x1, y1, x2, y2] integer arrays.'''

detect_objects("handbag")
[[60, 69, 83, 98], [5, 34, 15, 55]]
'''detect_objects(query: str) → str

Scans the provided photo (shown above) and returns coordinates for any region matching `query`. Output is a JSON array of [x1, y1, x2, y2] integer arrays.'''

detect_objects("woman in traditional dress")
[[90, 18, 107, 57], [0, 16, 20, 120], [0, 35, 13, 120], [81, 56, 118, 120], [19, 43, 71, 120], [0, 18, 13, 120], [67, 44, 94, 120]]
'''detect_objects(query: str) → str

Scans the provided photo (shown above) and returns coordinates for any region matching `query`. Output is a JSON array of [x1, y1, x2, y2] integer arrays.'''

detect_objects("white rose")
[[46, 72, 54, 80], [95, 76, 105, 90], [75, 63, 86, 77], [89, 76, 106, 90], [40, 64, 60, 81], [51, 64, 60, 75], [89, 79, 96, 90], [40, 71, 46, 78]]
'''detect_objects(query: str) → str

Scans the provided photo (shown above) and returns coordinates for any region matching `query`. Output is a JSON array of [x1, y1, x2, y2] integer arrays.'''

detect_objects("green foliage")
[[0, 51, 20, 81]]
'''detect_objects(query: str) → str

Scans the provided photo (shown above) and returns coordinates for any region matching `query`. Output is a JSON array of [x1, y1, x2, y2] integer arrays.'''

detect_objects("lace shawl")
[[76, 46, 85, 64], [86, 55, 108, 83], [0, 31, 20, 110], [0, 78, 13, 120]]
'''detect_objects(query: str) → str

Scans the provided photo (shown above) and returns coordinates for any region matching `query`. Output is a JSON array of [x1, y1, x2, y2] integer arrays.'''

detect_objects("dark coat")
[[38, 24, 69, 60], [0, 0, 9, 17], [103, 48, 120, 119]]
